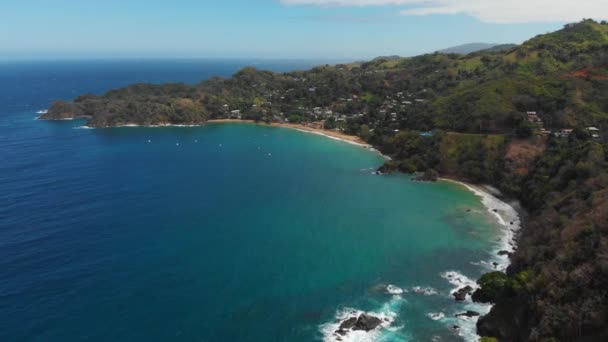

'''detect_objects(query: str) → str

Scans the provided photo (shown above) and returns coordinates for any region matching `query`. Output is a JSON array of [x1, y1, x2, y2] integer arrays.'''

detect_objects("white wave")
[[320, 297, 405, 342], [470, 260, 500, 270], [73, 125, 93, 130], [438, 271, 494, 342], [386, 285, 405, 295], [440, 271, 478, 292], [427, 312, 445, 321], [453, 302, 493, 342], [411, 286, 438, 296]]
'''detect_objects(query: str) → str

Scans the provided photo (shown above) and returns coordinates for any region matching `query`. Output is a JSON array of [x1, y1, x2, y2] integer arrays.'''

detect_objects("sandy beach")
[[206, 119, 371, 148]]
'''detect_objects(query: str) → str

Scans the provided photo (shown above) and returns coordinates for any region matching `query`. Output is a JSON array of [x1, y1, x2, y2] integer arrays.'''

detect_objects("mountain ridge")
[[438, 42, 510, 54]]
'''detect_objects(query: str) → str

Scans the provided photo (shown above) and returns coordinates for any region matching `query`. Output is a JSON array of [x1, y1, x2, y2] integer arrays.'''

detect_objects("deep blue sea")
[[1, 60, 505, 341]]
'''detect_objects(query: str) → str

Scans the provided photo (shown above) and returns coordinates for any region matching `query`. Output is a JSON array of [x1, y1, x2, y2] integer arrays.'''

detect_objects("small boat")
[[36, 109, 48, 114]]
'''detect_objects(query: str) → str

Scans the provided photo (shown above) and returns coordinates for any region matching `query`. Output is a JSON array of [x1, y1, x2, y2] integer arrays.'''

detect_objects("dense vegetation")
[[43, 20, 608, 341]]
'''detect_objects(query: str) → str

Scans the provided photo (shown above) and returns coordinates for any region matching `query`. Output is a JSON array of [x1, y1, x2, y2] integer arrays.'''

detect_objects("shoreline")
[[439, 177, 522, 341], [208, 120, 392, 161], [439, 178, 523, 264], [69, 118, 391, 161], [440, 177, 522, 268], [68, 118, 371, 149], [206, 119, 372, 148]]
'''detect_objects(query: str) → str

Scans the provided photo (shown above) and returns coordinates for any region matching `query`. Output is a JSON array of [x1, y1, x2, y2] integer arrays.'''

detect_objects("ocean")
[[0, 59, 512, 341]]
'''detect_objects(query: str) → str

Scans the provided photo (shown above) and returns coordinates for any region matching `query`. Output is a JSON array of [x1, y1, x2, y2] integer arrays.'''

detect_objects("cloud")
[[280, 0, 608, 24]]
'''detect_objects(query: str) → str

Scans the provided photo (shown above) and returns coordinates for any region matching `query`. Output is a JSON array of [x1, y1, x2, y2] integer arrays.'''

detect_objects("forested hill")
[[43, 19, 608, 136], [43, 20, 608, 341]]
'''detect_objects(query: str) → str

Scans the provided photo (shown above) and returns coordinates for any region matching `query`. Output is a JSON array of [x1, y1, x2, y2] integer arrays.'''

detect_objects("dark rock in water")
[[456, 310, 481, 318], [497, 250, 511, 256], [492, 262, 499, 268], [338, 317, 357, 331], [510, 221, 514, 225], [493, 209, 498, 212], [353, 313, 383, 331], [466, 209, 472, 212], [453, 286, 473, 301], [452, 325, 460, 331], [335, 313, 383, 336]]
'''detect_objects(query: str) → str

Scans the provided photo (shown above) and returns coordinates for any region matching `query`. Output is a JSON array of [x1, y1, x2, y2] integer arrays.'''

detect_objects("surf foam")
[[320, 296, 405, 342], [411, 286, 439, 296], [441, 179, 522, 272]]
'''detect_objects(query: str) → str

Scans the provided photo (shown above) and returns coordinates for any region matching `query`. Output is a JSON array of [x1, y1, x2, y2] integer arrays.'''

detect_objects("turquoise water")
[[0, 61, 502, 341]]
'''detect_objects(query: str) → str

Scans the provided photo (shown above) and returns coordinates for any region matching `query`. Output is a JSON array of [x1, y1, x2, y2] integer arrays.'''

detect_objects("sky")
[[0, 0, 606, 61]]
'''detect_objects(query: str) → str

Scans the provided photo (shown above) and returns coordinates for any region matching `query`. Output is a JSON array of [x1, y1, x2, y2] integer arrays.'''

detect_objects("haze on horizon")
[[1, 0, 606, 61]]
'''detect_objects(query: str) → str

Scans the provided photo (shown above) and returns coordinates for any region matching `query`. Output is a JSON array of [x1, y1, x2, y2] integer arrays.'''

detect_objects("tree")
[[359, 124, 372, 141]]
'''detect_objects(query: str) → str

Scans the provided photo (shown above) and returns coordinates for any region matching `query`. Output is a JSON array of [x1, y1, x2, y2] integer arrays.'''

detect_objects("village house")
[[527, 112, 542, 124], [587, 127, 601, 139], [540, 129, 552, 136], [230, 110, 241, 119], [554, 128, 574, 138]]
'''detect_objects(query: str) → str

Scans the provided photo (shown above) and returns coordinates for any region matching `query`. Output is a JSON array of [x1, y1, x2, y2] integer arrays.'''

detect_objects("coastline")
[[440, 177, 522, 269], [68, 118, 370, 148], [206, 119, 371, 148], [68, 118, 392, 161], [438, 177, 522, 341]]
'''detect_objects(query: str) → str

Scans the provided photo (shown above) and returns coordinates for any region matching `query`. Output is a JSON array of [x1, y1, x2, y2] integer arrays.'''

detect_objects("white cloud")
[[280, 0, 608, 24]]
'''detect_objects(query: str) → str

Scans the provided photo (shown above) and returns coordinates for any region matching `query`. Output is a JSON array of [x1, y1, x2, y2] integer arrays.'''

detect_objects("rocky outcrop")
[[456, 310, 481, 318], [335, 313, 383, 336], [452, 286, 474, 301]]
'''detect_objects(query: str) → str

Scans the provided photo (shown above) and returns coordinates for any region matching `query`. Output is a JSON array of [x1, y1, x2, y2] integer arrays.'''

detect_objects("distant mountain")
[[371, 55, 402, 61], [438, 43, 510, 54], [478, 43, 518, 53]]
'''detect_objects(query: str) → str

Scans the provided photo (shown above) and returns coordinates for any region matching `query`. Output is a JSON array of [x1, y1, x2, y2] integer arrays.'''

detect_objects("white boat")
[[36, 109, 48, 114]]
